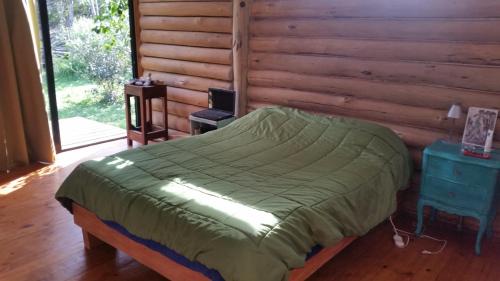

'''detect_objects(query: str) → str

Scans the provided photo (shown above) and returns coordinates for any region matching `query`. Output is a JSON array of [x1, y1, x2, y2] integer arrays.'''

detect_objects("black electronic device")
[[189, 88, 236, 135], [208, 88, 235, 115]]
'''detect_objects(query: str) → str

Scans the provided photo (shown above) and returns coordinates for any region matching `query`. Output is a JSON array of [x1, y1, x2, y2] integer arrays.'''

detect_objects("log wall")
[[247, 0, 500, 236], [137, 0, 234, 137], [134, 0, 500, 236]]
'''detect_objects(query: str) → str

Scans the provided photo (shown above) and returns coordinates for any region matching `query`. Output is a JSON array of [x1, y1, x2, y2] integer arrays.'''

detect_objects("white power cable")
[[389, 215, 410, 248], [389, 215, 447, 255]]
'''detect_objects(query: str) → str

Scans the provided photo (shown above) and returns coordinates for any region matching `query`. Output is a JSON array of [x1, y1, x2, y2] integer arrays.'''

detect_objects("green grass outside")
[[55, 74, 126, 129]]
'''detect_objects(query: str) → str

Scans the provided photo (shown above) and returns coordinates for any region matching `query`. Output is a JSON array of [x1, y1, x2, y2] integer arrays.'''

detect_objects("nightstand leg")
[[429, 208, 437, 223], [475, 216, 487, 255], [486, 214, 495, 238], [163, 96, 168, 141], [457, 216, 464, 232], [415, 200, 425, 236]]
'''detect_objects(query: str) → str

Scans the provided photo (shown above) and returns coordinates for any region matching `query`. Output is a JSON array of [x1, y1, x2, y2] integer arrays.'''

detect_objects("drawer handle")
[[448, 192, 456, 198]]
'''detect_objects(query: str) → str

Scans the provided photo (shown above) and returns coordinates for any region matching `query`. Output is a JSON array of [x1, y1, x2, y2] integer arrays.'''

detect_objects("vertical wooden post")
[[232, 0, 252, 117], [132, 0, 143, 77], [163, 89, 169, 140], [125, 92, 132, 146], [140, 95, 147, 145]]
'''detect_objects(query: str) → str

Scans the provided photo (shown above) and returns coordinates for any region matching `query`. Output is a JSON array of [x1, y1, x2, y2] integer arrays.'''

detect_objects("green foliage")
[[91, 81, 125, 105], [93, 0, 128, 49], [54, 17, 131, 104], [53, 53, 86, 81], [58, 96, 126, 129], [56, 80, 126, 129], [45, 0, 131, 129], [60, 18, 130, 80]]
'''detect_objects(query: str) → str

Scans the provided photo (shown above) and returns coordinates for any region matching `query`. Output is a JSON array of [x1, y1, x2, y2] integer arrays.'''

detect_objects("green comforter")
[[56, 106, 411, 281]]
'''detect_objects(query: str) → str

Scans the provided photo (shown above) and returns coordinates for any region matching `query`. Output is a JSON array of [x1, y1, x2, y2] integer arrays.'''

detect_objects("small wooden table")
[[125, 84, 168, 145]]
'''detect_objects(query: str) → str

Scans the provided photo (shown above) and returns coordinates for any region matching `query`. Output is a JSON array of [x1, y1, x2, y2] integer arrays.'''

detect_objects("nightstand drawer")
[[421, 175, 492, 213], [426, 156, 496, 187]]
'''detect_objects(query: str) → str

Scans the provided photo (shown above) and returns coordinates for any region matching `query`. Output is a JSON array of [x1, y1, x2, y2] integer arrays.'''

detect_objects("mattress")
[[56, 106, 411, 281], [102, 218, 323, 281]]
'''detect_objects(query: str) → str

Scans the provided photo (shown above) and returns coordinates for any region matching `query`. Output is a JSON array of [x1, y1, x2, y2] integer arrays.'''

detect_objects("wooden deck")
[[60, 117, 125, 150]]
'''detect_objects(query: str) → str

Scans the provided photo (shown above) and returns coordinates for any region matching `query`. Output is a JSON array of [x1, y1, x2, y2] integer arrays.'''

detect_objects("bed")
[[56, 106, 411, 281]]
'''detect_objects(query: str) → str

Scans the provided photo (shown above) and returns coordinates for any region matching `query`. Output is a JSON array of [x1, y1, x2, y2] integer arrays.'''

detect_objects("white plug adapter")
[[393, 234, 405, 248]]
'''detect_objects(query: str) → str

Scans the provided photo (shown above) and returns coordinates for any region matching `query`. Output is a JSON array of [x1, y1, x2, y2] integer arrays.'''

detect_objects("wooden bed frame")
[[73, 203, 356, 281]]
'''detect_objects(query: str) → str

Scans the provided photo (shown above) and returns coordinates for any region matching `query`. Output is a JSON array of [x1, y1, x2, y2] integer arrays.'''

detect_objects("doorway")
[[37, 0, 138, 152]]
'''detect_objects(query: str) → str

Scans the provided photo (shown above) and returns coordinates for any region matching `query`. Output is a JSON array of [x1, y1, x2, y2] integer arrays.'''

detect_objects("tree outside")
[[43, 0, 131, 129]]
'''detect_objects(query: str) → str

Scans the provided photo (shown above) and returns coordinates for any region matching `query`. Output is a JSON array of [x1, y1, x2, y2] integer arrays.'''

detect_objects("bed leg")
[[82, 229, 104, 250]]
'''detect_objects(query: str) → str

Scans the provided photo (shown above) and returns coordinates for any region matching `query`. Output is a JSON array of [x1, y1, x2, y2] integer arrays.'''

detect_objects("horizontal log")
[[168, 114, 190, 133], [247, 86, 453, 131], [167, 87, 208, 107], [146, 70, 232, 92], [140, 16, 232, 33], [248, 101, 500, 148], [247, 70, 500, 111], [248, 72, 500, 141], [248, 86, 500, 139], [250, 52, 500, 92], [150, 94, 207, 112], [167, 101, 205, 118], [250, 103, 500, 151], [250, 18, 500, 43], [140, 43, 232, 65], [252, 0, 500, 18], [141, 30, 232, 49], [250, 37, 500, 66], [140, 2, 232, 17], [142, 57, 233, 81], [246, 101, 448, 148]]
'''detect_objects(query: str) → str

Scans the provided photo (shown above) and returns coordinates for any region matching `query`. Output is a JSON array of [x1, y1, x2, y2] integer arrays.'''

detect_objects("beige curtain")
[[0, 0, 55, 171]]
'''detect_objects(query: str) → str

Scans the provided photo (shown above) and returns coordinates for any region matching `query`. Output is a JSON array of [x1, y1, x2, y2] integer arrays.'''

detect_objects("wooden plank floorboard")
[[59, 117, 126, 149], [0, 139, 499, 281]]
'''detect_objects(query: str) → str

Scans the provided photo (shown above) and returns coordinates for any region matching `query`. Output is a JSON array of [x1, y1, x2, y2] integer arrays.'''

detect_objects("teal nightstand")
[[415, 140, 500, 255]]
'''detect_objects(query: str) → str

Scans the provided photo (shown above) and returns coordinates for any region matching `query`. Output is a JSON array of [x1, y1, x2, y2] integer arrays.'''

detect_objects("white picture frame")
[[462, 107, 498, 151]]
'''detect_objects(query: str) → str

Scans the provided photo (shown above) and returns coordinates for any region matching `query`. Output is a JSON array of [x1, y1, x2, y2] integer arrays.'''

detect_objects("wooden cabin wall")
[[136, 0, 234, 137], [246, 0, 500, 235], [134, 0, 500, 235]]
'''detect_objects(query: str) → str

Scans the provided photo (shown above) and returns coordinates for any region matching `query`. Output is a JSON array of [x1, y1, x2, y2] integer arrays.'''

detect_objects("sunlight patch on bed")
[[105, 157, 134, 169], [161, 179, 279, 235]]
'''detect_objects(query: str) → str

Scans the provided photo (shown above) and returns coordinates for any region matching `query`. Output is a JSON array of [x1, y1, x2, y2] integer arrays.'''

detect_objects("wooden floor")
[[0, 139, 499, 281], [59, 117, 125, 150]]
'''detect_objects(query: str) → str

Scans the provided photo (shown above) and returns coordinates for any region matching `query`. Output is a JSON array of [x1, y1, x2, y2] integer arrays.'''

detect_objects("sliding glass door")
[[37, 0, 137, 151]]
